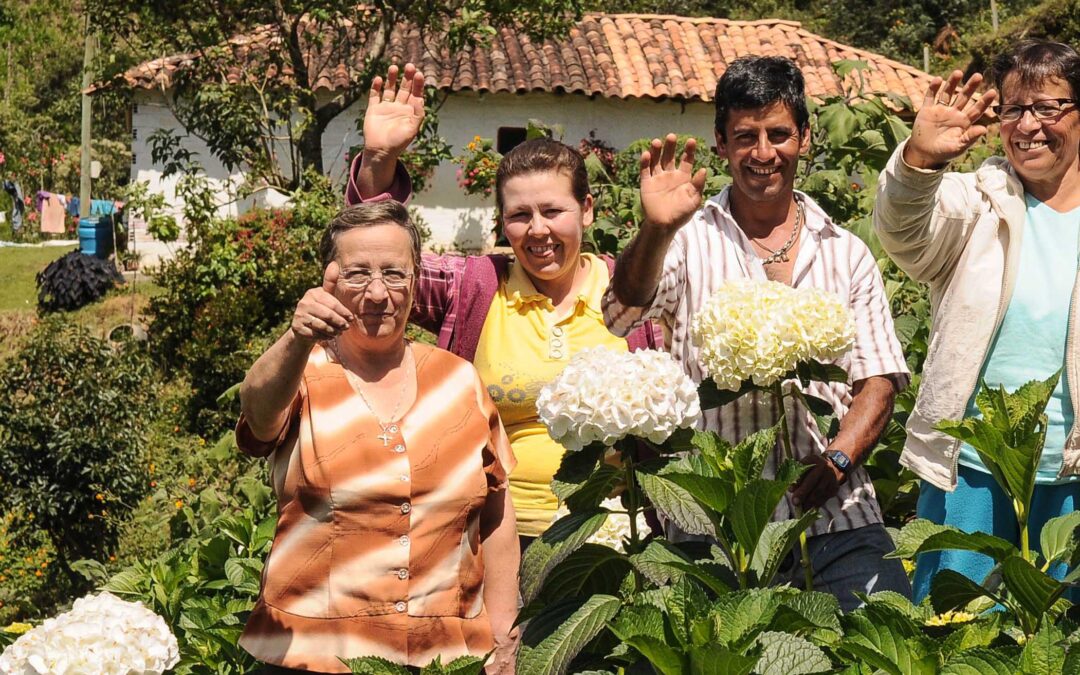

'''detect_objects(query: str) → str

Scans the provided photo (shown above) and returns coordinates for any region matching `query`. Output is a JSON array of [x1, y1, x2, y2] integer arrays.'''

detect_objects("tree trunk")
[[297, 115, 324, 180]]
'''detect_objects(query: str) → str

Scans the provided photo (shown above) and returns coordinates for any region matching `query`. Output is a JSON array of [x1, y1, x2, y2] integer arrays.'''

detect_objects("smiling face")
[[499, 169, 594, 291], [716, 101, 810, 204], [999, 74, 1080, 191], [332, 224, 415, 349]]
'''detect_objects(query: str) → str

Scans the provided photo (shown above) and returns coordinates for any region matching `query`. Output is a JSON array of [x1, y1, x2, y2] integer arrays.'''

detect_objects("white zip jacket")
[[874, 139, 1080, 491]]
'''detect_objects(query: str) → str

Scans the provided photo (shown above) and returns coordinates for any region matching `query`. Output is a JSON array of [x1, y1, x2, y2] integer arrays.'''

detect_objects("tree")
[[0, 0, 130, 206], [964, 0, 1080, 76], [86, 0, 584, 193]]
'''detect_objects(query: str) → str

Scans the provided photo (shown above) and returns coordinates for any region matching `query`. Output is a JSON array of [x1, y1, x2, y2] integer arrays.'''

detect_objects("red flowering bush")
[[148, 180, 337, 435]]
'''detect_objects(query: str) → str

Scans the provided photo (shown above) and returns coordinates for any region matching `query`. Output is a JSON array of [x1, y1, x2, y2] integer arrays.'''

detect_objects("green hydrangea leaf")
[[517, 595, 622, 675]]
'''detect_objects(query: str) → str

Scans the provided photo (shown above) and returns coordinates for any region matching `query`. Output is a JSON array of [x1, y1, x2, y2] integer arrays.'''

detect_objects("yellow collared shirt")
[[473, 253, 628, 537]]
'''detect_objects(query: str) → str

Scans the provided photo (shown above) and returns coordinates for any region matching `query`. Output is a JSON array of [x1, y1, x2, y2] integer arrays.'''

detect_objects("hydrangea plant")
[[0, 592, 179, 674]]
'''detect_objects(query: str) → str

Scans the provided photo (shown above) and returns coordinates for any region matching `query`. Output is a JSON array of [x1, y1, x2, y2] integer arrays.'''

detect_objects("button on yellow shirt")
[[472, 253, 628, 537]]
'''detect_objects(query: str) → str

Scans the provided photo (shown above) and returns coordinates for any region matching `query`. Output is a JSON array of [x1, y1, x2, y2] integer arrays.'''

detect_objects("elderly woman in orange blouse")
[[236, 201, 519, 674]]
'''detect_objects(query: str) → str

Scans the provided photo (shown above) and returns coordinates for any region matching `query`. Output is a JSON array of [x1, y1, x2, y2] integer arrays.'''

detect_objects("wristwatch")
[[824, 449, 853, 476]]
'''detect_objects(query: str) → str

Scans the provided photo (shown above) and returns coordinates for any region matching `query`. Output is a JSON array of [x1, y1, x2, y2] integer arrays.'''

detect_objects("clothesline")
[[4, 180, 124, 236]]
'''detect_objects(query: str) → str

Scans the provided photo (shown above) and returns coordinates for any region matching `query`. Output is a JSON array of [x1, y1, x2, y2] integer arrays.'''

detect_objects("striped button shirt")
[[603, 188, 909, 536]]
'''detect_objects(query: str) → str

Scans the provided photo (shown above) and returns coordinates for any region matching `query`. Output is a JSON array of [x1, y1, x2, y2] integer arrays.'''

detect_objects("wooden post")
[[924, 45, 930, 73], [79, 15, 97, 219], [991, 0, 999, 33]]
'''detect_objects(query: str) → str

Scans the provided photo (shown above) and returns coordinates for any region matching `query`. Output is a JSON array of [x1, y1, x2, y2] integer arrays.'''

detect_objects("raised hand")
[[362, 63, 426, 161], [290, 262, 355, 345], [905, 70, 998, 170], [639, 134, 708, 233]]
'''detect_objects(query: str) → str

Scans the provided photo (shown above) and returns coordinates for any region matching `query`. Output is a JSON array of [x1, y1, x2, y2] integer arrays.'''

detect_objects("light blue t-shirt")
[[957, 194, 1080, 483]]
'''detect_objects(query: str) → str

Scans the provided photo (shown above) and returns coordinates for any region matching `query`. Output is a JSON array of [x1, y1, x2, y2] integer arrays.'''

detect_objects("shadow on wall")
[[453, 209, 496, 253]]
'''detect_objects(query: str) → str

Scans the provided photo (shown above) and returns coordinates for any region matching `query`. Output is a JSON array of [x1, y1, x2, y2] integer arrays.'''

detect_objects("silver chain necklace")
[[749, 197, 804, 265], [335, 340, 413, 447]]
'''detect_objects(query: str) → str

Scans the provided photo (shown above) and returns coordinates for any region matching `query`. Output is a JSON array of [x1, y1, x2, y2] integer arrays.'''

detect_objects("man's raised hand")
[[639, 134, 708, 234]]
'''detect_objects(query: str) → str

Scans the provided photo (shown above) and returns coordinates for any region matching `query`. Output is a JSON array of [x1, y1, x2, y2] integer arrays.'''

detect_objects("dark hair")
[[494, 138, 590, 216], [991, 40, 1080, 102], [714, 56, 810, 139], [319, 201, 422, 270]]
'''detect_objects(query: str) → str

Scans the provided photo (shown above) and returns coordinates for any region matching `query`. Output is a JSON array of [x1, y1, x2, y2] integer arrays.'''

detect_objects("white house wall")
[[131, 89, 716, 250]]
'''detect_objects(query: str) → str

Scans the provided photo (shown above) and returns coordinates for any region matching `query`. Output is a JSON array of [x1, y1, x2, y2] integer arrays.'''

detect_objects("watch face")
[[827, 451, 850, 471]]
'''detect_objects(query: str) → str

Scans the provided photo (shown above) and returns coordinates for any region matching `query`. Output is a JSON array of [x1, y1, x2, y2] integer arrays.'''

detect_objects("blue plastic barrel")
[[78, 217, 114, 258]]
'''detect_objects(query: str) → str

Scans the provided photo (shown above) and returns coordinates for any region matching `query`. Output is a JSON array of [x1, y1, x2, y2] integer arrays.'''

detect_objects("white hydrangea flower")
[[690, 280, 855, 390], [0, 592, 180, 675], [536, 347, 701, 452], [551, 497, 648, 553]]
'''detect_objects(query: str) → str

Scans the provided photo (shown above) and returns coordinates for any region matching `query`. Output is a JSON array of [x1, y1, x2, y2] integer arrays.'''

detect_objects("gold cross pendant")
[[377, 431, 392, 446]]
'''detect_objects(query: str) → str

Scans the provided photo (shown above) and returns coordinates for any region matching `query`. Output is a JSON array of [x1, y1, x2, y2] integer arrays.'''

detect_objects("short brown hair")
[[992, 40, 1080, 102], [319, 201, 422, 270], [494, 138, 590, 216]]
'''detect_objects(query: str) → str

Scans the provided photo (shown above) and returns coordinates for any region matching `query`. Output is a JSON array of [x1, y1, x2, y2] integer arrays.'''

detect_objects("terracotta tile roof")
[[103, 12, 934, 107]]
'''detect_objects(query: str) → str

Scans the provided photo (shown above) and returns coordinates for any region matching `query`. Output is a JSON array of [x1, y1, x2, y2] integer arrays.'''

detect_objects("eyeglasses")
[[993, 99, 1078, 122], [338, 267, 413, 291]]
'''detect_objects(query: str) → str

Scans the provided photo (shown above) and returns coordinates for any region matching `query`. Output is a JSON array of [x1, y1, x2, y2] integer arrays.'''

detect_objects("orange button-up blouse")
[[235, 342, 515, 672]]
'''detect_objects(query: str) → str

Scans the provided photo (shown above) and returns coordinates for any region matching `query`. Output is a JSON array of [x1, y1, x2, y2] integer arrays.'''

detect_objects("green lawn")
[[0, 245, 77, 312], [0, 246, 161, 359]]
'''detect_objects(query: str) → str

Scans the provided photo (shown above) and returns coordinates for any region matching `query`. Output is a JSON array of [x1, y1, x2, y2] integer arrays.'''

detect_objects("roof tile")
[[104, 12, 934, 107]]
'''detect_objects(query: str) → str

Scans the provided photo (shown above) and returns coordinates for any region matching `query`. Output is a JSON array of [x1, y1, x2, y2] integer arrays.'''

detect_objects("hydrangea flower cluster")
[[551, 497, 648, 553], [0, 592, 179, 675], [690, 279, 855, 391], [537, 347, 701, 452]]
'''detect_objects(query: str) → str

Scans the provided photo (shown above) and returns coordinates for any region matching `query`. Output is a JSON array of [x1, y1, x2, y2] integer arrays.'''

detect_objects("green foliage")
[[86, 0, 581, 193], [966, 0, 1080, 81], [147, 179, 336, 434], [342, 654, 488, 674], [887, 376, 1080, 637], [522, 366, 1080, 672], [518, 365, 849, 673], [0, 317, 153, 577], [936, 372, 1061, 562], [102, 435, 275, 674], [35, 250, 124, 312], [0, 0, 130, 210], [121, 181, 179, 243], [0, 508, 55, 624]]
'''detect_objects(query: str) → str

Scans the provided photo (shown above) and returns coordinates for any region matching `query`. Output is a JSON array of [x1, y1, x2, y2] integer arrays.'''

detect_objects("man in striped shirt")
[[603, 55, 911, 610]]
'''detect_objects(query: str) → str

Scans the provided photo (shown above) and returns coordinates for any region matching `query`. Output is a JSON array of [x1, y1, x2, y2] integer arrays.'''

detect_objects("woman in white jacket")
[[874, 39, 1080, 601]]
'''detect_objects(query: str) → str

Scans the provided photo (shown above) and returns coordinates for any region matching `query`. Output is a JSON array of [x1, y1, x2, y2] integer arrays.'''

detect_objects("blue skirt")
[[913, 464, 1080, 602]]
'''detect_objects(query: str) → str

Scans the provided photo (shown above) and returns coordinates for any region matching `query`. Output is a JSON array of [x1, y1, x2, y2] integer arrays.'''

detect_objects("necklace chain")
[[749, 197, 804, 265], [335, 340, 412, 443]]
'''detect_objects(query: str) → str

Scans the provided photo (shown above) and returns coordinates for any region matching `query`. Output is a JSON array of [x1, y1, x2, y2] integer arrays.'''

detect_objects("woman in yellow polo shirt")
[[347, 64, 659, 546]]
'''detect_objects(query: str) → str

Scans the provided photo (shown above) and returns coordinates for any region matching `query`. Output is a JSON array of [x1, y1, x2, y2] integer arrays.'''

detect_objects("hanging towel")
[[40, 193, 66, 234]]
